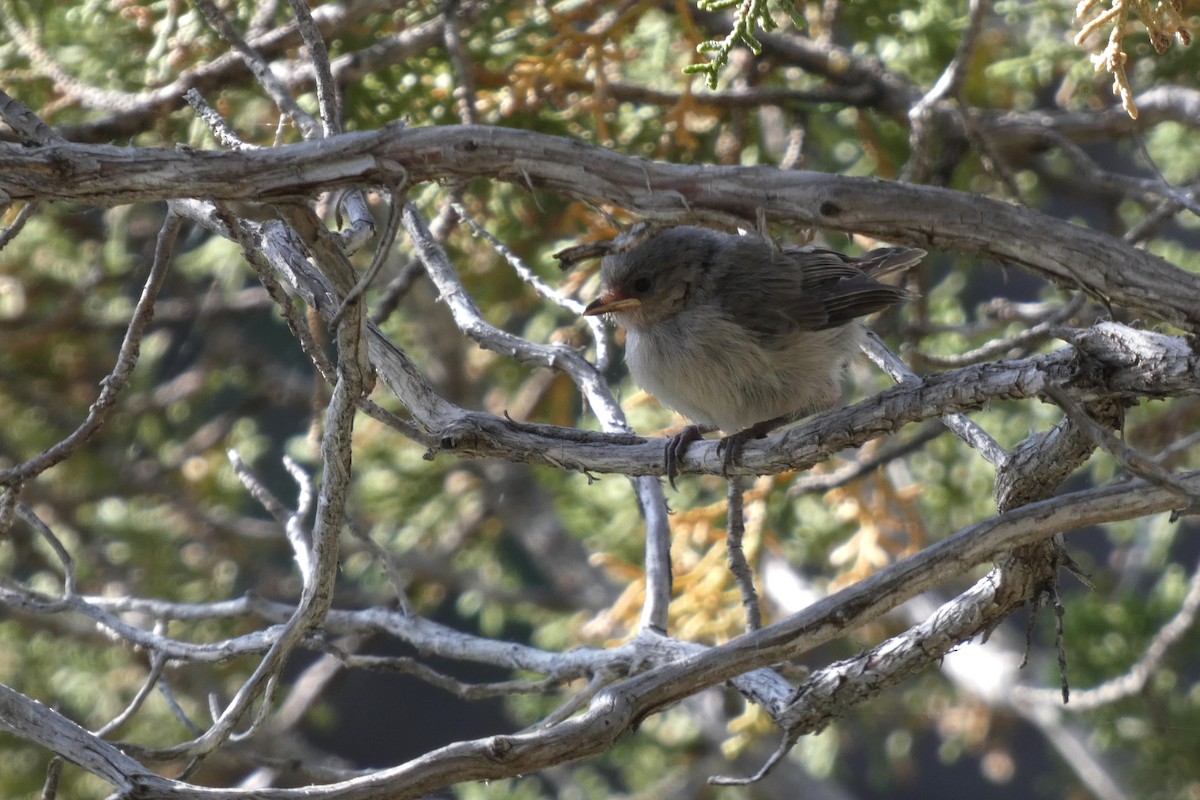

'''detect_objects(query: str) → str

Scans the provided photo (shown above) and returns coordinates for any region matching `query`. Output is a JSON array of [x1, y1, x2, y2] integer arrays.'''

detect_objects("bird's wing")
[[718, 242, 916, 338]]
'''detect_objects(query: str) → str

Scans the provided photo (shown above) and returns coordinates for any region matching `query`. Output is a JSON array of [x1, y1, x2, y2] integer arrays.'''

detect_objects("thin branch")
[[1043, 382, 1197, 511], [904, 0, 991, 182], [91, 647, 168, 738], [401, 202, 674, 630], [861, 329, 1009, 467], [1017, 555, 1200, 710], [0, 212, 182, 487], [789, 420, 946, 495], [193, 0, 321, 139], [14, 503, 76, 606], [185, 89, 256, 151], [913, 294, 1086, 369], [227, 451, 317, 581], [227, 450, 296, 530], [286, 0, 340, 136], [451, 201, 612, 370], [0, 200, 39, 250], [726, 476, 761, 631], [339, 653, 565, 700]]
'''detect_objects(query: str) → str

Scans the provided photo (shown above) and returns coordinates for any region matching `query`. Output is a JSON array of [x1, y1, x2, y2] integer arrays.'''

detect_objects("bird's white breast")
[[623, 307, 862, 433]]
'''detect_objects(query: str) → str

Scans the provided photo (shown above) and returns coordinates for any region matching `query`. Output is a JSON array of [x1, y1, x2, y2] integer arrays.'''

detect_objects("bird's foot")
[[716, 419, 783, 477], [715, 430, 754, 477], [664, 425, 709, 490]]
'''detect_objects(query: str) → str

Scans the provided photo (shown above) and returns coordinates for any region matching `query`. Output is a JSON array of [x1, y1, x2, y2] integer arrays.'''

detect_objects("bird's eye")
[[632, 277, 652, 293]]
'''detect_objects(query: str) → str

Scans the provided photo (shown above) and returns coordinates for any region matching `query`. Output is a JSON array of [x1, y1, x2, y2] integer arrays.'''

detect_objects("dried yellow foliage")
[[1074, 0, 1192, 119]]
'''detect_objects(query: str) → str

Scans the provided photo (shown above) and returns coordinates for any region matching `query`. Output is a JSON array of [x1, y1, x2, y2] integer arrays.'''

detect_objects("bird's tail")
[[860, 247, 927, 279]]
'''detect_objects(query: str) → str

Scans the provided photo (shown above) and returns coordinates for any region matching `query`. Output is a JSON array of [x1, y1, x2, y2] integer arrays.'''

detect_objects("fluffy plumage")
[[583, 226, 923, 483]]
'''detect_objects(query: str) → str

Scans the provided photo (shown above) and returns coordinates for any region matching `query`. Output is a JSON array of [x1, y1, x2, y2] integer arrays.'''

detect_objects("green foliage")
[[3, 0, 1200, 798], [684, 0, 793, 88]]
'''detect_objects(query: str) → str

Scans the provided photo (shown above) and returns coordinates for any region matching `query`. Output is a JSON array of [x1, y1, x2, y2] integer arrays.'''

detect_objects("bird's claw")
[[664, 421, 775, 486], [717, 419, 779, 478], [664, 425, 705, 490], [716, 430, 753, 477]]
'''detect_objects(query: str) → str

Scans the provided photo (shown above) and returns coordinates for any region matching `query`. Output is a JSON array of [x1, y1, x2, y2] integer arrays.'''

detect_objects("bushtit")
[[583, 226, 923, 486]]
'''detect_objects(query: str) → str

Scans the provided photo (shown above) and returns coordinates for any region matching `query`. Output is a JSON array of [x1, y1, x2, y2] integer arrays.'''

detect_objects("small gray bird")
[[582, 226, 924, 486]]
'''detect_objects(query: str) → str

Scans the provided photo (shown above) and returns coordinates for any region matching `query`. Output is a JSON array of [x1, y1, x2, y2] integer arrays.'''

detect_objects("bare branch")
[[193, 0, 320, 139], [0, 212, 182, 487], [34, 469, 1200, 796], [4, 127, 1196, 330], [861, 330, 1008, 467], [725, 476, 762, 632], [1044, 382, 1197, 511], [1016, 556, 1200, 710]]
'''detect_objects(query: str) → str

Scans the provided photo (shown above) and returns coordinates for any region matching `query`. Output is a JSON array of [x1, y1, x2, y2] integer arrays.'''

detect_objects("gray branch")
[[2, 125, 1199, 329]]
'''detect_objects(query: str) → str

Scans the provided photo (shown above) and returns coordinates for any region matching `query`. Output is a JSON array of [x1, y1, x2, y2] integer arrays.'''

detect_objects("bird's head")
[[582, 227, 717, 329]]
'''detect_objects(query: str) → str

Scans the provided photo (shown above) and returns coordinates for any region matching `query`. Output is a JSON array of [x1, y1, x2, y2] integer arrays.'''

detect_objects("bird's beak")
[[583, 291, 641, 316]]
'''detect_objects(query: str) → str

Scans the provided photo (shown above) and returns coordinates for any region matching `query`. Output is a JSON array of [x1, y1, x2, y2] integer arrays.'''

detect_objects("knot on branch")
[[1061, 321, 1199, 396], [995, 540, 1064, 608], [430, 415, 495, 458]]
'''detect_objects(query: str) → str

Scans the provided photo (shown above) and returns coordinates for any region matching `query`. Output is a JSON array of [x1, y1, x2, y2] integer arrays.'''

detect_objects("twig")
[[1131, 132, 1200, 219], [1016, 555, 1200, 710], [227, 450, 297, 530], [903, 0, 991, 182], [185, 89, 256, 151], [452, 201, 613, 370], [340, 653, 564, 699], [789, 420, 946, 495], [0, 200, 39, 251], [709, 729, 800, 786], [862, 330, 1009, 467], [726, 476, 762, 631], [282, 455, 318, 580], [286, 0, 340, 136], [914, 294, 1086, 369], [91, 645, 168, 738], [401, 202, 674, 630], [1043, 382, 1197, 512], [0, 212, 181, 487], [193, 0, 321, 139], [14, 503, 76, 607]]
